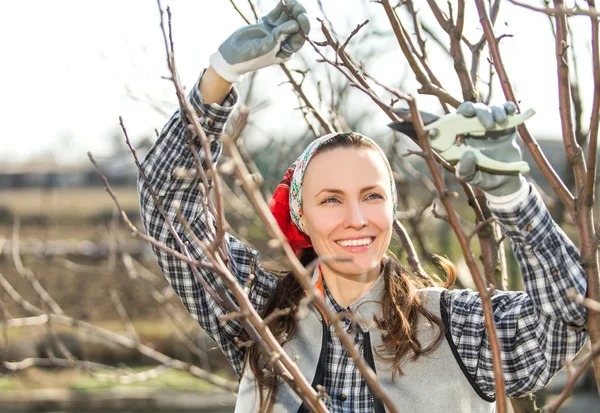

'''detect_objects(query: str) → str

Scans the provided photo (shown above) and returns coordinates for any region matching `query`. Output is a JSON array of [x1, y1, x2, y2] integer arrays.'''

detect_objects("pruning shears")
[[388, 107, 535, 174]]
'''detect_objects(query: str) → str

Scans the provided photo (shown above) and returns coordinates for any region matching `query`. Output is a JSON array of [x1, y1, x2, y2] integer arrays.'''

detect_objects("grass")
[[5, 319, 197, 341], [0, 187, 139, 219], [71, 368, 216, 392], [1, 367, 218, 393], [0, 376, 12, 391]]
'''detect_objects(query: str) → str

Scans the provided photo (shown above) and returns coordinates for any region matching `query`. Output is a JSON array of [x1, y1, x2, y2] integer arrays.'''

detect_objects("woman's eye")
[[322, 197, 340, 204], [366, 193, 384, 201]]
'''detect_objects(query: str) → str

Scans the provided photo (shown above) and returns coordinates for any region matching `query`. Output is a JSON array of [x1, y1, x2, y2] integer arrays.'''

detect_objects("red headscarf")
[[268, 165, 312, 254]]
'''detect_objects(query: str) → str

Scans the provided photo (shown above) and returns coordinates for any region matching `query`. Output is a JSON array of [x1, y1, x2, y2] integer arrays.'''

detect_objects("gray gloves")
[[210, 1, 310, 83], [388, 101, 529, 197], [454, 102, 525, 197]]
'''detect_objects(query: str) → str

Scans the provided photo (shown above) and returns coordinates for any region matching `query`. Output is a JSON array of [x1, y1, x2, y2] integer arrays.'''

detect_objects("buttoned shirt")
[[138, 72, 588, 412]]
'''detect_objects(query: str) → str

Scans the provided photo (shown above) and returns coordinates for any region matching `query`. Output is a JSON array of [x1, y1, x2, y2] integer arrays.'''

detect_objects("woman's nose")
[[343, 202, 368, 229]]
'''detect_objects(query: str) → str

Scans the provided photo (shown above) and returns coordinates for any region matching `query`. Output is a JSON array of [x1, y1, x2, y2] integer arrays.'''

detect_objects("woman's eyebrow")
[[315, 188, 344, 197], [314, 185, 384, 197]]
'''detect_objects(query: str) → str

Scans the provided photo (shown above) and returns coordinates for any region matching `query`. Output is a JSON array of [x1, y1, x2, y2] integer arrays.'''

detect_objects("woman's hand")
[[453, 102, 525, 197], [388, 102, 530, 197], [209, 0, 310, 84]]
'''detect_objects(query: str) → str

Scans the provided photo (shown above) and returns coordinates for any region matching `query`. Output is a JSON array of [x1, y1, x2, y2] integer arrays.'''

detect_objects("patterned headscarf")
[[269, 132, 397, 253]]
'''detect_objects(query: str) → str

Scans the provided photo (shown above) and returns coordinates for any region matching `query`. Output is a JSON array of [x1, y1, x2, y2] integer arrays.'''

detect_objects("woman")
[[138, 2, 588, 412]]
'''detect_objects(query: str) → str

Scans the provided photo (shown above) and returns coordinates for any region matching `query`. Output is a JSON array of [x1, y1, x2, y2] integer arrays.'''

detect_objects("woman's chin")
[[332, 259, 381, 278]]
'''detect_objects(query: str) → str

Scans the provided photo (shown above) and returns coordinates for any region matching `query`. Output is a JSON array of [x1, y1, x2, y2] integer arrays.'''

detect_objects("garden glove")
[[453, 101, 525, 197], [388, 102, 528, 197], [209, 0, 310, 83]]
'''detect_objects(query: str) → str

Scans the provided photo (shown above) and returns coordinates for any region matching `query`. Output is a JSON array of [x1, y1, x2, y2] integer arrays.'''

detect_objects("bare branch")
[[393, 220, 432, 282], [509, 0, 600, 18], [473, 0, 576, 219], [547, 340, 600, 412], [407, 99, 508, 413], [110, 289, 140, 342], [6, 314, 237, 390], [11, 218, 64, 315]]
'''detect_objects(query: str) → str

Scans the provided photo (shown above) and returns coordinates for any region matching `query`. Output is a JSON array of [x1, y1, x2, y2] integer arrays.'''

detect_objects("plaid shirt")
[[138, 75, 588, 411]]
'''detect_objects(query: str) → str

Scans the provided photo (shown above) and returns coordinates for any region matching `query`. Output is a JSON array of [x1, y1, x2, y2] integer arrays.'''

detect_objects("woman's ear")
[[300, 214, 308, 235]]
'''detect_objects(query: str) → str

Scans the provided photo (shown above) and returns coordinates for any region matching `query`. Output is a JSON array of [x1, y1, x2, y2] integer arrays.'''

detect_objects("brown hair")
[[246, 133, 456, 412]]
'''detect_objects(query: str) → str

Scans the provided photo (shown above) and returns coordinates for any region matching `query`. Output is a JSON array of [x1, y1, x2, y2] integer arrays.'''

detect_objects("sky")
[[0, 0, 596, 166]]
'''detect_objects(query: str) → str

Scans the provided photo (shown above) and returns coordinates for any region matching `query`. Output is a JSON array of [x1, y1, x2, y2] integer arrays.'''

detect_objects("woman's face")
[[300, 147, 394, 278]]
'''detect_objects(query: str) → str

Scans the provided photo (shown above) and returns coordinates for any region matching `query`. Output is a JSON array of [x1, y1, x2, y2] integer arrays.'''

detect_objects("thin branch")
[[279, 64, 335, 134], [473, 0, 576, 219], [407, 99, 507, 413], [393, 219, 432, 282], [585, 0, 600, 220], [93, 365, 172, 384], [110, 289, 140, 342], [87, 153, 219, 274], [553, 0, 600, 390], [3, 357, 123, 374], [6, 314, 236, 390], [381, 0, 462, 107], [568, 288, 600, 312], [228, 0, 335, 136], [547, 340, 600, 412], [11, 218, 64, 315], [509, 0, 600, 18], [228, 0, 251, 24]]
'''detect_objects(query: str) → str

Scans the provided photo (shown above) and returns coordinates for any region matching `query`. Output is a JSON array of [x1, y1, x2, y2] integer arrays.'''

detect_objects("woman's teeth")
[[336, 237, 373, 247]]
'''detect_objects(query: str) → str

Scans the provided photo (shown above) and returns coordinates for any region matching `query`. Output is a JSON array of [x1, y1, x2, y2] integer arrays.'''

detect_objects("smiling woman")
[[137, 1, 589, 412], [300, 136, 394, 293], [247, 132, 452, 412]]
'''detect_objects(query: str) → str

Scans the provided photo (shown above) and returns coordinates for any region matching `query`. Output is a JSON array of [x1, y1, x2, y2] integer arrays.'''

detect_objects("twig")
[[547, 340, 600, 412], [228, 0, 251, 24], [467, 217, 496, 243], [279, 64, 335, 134], [552, 0, 600, 390], [3, 357, 124, 374], [568, 288, 600, 312], [158, 5, 227, 255], [6, 314, 236, 390], [392, 220, 432, 282], [0, 271, 42, 315], [509, 0, 600, 18], [339, 19, 370, 55], [407, 99, 507, 413], [246, 0, 259, 22], [109, 289, 140, 342], [380, 1, 462, 107], [87, 154, 219, 274], [473, 0, 576, 219], [11, 218, 64, 315]]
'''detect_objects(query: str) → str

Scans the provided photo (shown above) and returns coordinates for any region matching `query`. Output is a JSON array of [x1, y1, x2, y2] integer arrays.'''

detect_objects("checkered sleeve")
[[442, 183, 588, 398], [138, 71, 277, 377]]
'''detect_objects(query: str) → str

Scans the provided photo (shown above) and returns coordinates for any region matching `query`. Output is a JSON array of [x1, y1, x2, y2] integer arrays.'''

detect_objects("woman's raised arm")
[[199, 66, 233, 105], [422, 102, 588, 398], [138, 70, 277, 376], [137, 0, 310, 376]]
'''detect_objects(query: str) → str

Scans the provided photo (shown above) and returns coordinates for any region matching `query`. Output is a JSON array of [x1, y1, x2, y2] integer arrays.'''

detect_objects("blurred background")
[[1, 0, 599, 411]]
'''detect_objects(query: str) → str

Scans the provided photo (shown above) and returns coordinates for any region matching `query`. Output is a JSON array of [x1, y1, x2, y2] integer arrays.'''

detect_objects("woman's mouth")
[[335, 237, 374, 251]]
